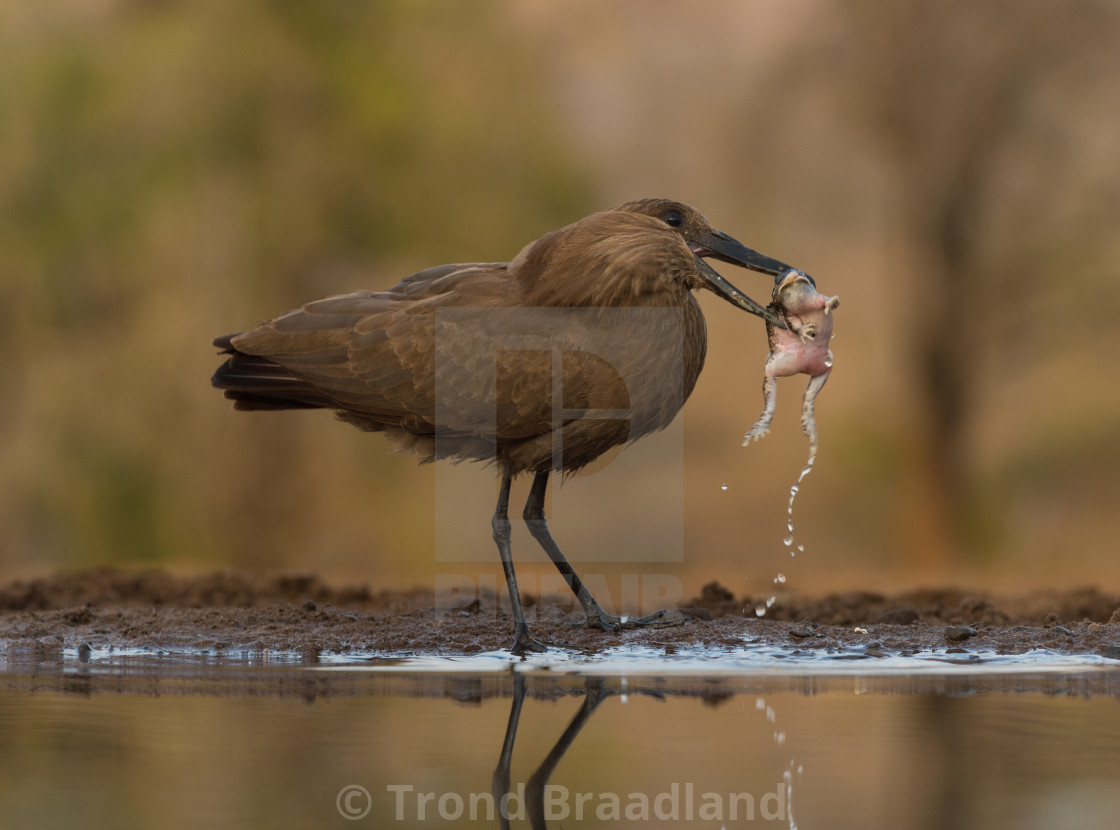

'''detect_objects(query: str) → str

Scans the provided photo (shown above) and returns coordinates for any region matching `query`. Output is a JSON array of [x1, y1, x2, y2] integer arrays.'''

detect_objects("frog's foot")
[[824, 296, 840, 313], [743, 418, 771, 445], [799, 370, 831, 445], [799, 410, 819, 447], [796, 322, 819, 343], [744, 376, 778, 446]]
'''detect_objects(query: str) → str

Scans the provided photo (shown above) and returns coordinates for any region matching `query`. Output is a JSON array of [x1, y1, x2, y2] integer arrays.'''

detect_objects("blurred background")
[[2, 0, 1119, 598]]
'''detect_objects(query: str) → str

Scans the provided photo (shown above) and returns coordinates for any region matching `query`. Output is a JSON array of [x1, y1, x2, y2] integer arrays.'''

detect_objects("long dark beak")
[[691, 229, 795, 328]]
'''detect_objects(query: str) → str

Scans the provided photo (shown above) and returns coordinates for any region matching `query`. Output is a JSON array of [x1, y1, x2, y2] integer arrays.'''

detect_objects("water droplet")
[[797, 545, 804, 553], [720, 483, 728, 491], [783, 534, 794, 547], [754, 604, 767, 617], [766, 595, 776, 607], [775, 573, 786, 584], [824, 355, 833, 368]]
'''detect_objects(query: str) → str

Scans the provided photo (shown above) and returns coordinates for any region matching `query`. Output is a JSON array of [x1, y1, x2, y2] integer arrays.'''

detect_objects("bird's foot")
[[579, 608, 688, 633], [510, 626, 550, 656]]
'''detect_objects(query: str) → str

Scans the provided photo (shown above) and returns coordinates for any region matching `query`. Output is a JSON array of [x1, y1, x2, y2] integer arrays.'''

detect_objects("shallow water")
[[2, 649, 1120, 829]]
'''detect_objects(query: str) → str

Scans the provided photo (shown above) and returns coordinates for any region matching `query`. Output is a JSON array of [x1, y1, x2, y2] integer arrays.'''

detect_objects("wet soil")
[[2, 569, 1119, 660]]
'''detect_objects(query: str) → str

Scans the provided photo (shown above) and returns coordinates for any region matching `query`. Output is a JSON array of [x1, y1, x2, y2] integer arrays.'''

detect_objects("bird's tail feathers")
[[211, 334, 333, 411]]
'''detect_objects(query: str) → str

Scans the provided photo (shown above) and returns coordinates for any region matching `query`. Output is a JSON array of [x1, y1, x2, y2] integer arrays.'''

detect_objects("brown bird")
[[212, 199, 798, 654]]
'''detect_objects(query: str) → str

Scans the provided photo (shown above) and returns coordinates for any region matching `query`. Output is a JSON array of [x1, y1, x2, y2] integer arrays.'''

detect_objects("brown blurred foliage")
[[2, 0, 1118, 592]]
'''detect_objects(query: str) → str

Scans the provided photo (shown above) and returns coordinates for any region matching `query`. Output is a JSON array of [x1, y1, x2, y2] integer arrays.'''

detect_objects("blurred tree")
[[817, 0, 1120, 565], [0, 0, 592, 570]]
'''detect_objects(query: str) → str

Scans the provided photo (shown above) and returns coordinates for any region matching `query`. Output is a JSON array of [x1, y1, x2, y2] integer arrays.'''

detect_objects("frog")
[[742, 268, 839, 449]]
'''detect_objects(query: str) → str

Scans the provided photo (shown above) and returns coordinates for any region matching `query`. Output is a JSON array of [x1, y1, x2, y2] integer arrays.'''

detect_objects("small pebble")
[[789, 627, 815, 639], [1098, 644, 1120, 660], [944, 626, 977, 642], [303, 599, 317, 612]]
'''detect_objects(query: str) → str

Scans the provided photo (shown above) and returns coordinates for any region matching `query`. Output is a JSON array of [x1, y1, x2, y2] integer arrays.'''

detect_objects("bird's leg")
[[526, 678, 609, 824], [522, 471, 612, 630], [523, 471, 686, 633], [493, 474, 549, 655], [492, 672, 526, 830]]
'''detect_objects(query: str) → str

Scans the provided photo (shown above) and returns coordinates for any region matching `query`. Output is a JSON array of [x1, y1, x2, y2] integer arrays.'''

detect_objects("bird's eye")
[[664, 211, 683, 228]]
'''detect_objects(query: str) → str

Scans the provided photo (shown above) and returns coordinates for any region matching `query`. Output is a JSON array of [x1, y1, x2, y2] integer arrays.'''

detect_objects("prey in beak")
[[615, 199, 804, 329], [689, 227, 799, 329]]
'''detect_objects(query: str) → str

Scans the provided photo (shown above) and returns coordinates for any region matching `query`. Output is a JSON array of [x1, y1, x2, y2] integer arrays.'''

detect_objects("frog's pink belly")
[[766, 341, 831, 378]]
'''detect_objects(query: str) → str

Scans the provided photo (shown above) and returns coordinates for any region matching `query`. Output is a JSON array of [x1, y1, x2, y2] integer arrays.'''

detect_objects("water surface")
[[2, 649, 1119, 829]]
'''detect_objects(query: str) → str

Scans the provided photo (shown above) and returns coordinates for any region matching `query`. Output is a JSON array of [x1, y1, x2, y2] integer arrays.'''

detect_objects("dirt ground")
[[2, 569, 1120, 660]]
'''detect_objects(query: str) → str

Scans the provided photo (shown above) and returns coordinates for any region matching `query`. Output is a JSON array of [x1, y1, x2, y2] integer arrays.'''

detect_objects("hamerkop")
[[212, 199, 799, 653]]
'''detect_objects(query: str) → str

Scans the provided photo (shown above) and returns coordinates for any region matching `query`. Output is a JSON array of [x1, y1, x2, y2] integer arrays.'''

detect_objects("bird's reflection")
[[489, 673, 806, 829], [492, 673, 662, 830]]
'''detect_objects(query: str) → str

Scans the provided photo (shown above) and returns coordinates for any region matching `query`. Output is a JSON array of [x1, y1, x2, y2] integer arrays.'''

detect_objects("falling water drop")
[[754, 604, 767, 617], [774, 573, 786, 584], [785, 767, 800, 830], [784, 445, 817, 555], [720, 483, 729, 491]]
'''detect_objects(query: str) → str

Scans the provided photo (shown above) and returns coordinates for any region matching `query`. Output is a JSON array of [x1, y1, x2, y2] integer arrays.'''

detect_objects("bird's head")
[[616, 199, 799, 328]]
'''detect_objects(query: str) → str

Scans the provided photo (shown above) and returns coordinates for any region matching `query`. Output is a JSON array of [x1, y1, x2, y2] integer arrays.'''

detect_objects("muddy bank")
[[2, 570, 1119, 659]]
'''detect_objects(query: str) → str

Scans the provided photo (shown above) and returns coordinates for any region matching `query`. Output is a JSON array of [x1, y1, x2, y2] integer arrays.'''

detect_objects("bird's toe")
[[510, 629, 550, 656]]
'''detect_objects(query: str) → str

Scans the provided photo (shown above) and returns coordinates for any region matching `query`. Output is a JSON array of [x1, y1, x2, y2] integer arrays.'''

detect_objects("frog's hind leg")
[[743, 375, 778, 445], [799, 368, 831, 449]]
